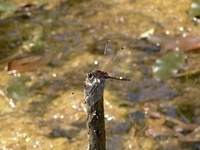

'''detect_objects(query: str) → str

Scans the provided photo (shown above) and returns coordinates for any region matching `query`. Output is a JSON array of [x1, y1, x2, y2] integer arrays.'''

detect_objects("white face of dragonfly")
[[85, 78, 101, 89], [86, 76, 101, 86]]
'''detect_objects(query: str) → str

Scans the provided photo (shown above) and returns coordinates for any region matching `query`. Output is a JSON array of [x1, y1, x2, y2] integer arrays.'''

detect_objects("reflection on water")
[[0, 0, 200, 149]]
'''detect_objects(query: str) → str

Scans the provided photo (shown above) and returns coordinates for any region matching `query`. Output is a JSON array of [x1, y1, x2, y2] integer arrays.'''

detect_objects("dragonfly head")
[[84, 70, 107, 106]]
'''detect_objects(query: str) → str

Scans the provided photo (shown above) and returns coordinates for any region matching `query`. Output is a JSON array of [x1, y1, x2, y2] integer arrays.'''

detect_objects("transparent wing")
[[99, 40, 115, 71]]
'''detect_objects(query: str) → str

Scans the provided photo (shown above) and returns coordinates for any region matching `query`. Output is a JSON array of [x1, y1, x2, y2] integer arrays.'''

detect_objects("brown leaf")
[[147, 34, 200, 53], [5, 53, 53, 72]]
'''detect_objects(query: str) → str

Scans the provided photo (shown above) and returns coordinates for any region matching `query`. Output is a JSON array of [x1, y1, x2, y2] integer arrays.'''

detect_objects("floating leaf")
[[147, 34, 200, 53], [189, 0, 200, 18], [152, 50, 186, 80], [6, 53, 53, 72], [23, 39, 45, 52], [7, 76, 30, 101], [22, 25, 45, 52]]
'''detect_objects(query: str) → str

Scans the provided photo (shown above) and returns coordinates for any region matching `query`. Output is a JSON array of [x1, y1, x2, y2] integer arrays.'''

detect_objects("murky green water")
[[1, 0, 200, 149]]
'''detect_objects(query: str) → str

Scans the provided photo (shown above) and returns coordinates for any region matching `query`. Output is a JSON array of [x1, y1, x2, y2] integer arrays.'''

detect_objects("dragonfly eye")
[[88, 72, 93, 79]]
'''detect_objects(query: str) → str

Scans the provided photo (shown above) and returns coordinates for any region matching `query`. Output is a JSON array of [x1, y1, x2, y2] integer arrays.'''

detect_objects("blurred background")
[[1, 0, 200, 149]]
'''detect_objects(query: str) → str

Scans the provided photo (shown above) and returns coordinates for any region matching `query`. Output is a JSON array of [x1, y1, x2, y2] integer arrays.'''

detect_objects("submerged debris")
[[143, 103, 200, 142]]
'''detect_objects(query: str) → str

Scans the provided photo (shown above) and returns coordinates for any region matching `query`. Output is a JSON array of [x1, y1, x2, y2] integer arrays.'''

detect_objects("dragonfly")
[[84, 40, 131, 106]]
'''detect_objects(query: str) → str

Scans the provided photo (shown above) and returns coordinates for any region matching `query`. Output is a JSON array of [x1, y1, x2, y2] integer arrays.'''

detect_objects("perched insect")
[[84, 40, 130, 106]]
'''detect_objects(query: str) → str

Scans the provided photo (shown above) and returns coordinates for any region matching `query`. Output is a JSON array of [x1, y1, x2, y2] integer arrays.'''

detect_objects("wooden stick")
[[84, 71, 106, 150], [84, 70, 130, 150]]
